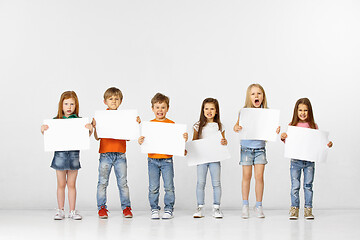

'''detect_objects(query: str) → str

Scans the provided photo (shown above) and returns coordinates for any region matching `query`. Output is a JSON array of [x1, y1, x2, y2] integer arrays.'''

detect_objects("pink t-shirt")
[[296, 122, 318, 129]]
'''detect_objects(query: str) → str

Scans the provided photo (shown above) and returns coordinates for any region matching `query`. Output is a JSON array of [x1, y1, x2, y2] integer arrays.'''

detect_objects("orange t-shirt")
[[99, 138, 126, 154], [148, 118, 175, 159]]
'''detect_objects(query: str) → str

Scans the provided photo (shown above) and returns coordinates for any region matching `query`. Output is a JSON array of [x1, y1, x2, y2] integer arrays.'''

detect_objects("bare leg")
[[67, 170, 78, 211], [56, 170, 67, 210], [242, 166, 252, 201], [254, 164, 265, 202]]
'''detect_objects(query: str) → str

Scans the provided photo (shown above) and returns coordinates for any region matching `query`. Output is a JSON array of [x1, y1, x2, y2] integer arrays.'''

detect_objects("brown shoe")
[[289, 207, 299, 220], [304, 207, 314, 220]]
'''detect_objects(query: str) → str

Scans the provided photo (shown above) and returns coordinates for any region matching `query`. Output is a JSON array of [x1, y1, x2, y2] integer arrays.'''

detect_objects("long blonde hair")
[[244, 83, 268, 108], [55, 91, 79, 119]]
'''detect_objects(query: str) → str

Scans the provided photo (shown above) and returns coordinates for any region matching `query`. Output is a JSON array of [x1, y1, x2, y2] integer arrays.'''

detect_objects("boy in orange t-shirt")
[[92, 87, 140, 219], [138, 93, 188, 219]]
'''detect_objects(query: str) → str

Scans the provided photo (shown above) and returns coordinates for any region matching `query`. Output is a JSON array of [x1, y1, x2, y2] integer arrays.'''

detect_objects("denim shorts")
[[240, 147, 267, 165], [51, 150, 81, 170]]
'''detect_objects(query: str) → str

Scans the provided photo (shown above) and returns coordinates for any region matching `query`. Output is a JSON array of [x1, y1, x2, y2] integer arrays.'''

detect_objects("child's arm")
[[92, 118, 100, 141], [233, 118, 242, 132], [221, 130, 227, 145], [41, 124, 49, 135], [85, 123, 93, 136]]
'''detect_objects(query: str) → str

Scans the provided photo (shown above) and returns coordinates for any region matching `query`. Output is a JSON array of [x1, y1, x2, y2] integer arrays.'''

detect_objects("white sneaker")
[[212, 205, 223, 219], [193, 205, 204, 218], [242, 205, 249, 219], [68, 210, 82, 220], [162, 210, 174, 219], [151, 209, 160, 220], [254, 206, 265, 218], [54, 209, 65, 220]]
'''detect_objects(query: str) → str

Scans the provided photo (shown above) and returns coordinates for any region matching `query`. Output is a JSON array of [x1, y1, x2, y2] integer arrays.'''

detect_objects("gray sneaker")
[[254, 206, 265, 218], [242, 205, 249, 219], [151, 209, 160, 220], [54, 209, 65, 220], [162, 210, 174, 219], [193, 205, 205, 218], [68, 210, 82, 220], [212, 205, 223, 219]]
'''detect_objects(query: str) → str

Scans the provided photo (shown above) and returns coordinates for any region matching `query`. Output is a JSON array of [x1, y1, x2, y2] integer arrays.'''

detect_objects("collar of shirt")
[[62, 114, 78, 119]]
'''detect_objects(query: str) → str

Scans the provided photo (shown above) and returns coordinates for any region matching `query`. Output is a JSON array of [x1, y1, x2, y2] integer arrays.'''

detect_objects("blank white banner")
[[141, 121, 187, 157], [239, 108, 280, 141], [94, 110, 140, 140], [43, 118, 90, 151], [284, 126, 329, 163], [186, 132, 231, 166]]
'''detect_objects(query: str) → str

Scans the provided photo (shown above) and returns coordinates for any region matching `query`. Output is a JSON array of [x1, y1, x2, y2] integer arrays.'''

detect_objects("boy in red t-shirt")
[[92, 87, 140, 219]]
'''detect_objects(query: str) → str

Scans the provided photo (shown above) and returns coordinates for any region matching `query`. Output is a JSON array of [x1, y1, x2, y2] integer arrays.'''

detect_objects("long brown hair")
[[55, 91, 79, 119], [244, 83, 268, 108], [290, 98, 316, 129], [195, 98, 222, 139]]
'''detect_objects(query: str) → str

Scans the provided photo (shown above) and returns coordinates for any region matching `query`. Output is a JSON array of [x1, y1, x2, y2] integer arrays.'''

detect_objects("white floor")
[[0, 209, 358, 240]]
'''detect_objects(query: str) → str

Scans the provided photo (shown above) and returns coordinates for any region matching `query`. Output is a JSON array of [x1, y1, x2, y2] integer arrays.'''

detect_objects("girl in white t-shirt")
[[192, 98, 227, 218]]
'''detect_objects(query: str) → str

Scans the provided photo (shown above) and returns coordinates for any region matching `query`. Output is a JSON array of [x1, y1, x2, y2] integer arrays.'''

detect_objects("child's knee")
[[197, 180, 206, 189], [149, 186, 160, 194], [255, 174, 264, 182], [304, 183, 313, 190]]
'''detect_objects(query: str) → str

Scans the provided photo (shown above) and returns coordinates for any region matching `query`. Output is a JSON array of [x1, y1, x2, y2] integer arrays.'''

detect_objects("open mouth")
[[255, 99, 260, 104]]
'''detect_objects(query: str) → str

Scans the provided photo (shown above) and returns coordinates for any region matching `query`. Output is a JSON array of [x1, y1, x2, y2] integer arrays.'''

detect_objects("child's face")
[[250, 86, 264, 108], [204, 103, 216, 122], [297, 103, 308, 122], [104, 95, 121, 110], [63, 98, 76, 117], [152, 102, 169, 120]]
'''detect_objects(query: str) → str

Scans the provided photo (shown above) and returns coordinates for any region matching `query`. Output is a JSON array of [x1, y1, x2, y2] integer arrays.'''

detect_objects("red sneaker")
[[98, 206, 109, 219], [123, 207, 133, 218]]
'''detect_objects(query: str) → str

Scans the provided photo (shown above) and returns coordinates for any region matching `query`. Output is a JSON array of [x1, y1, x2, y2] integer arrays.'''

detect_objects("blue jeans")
[[148, 157, 175, 211], [290, 159, 315, 208], [240, 147, 267, 165], [97, 152, 131, 210], [196, 162, 221, 206], [51, 150, 80, 170]]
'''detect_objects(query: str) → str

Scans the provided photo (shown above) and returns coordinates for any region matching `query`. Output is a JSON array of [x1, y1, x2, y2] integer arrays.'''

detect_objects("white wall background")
[[0, 0, 359, 210]]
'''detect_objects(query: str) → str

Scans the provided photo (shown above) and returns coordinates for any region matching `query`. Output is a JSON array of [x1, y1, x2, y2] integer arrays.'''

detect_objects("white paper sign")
[[140, 121, 187, 156], [284, 126, 329, 162], [186, 132, 231, 166], [239, 108, 280, 141], [43, 118, 90, 151], [94, 110, 140, 140]]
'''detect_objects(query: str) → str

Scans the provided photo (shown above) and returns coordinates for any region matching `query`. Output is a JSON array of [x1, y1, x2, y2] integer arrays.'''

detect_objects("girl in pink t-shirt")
[[281, 98, 332, 220]]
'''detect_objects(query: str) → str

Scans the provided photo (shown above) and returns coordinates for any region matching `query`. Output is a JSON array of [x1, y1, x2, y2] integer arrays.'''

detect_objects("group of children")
[[41, 84, 333, 221]]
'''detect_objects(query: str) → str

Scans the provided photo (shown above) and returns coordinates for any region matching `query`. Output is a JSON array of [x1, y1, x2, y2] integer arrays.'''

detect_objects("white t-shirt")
[[193, 121, 224, 139]]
